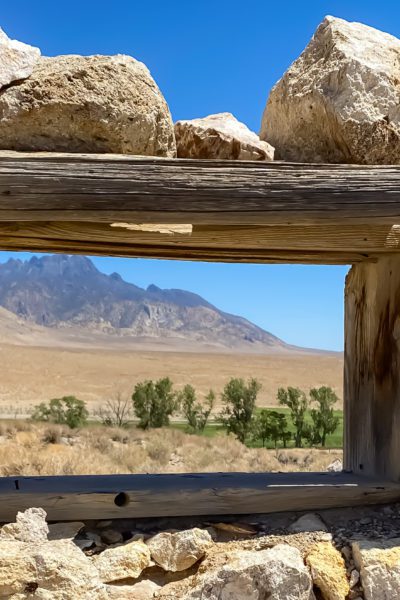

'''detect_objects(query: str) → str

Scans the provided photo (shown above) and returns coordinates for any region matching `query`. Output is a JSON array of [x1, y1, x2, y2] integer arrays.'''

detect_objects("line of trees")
[[30, 378, 340, 448]]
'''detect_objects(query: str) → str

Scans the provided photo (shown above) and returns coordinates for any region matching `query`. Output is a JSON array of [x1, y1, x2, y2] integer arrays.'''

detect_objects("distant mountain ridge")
[[0, 254, 294, 352]]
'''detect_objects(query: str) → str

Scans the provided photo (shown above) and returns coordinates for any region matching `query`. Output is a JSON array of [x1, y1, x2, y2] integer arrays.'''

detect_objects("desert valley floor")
[[0, 342, 343, 415]]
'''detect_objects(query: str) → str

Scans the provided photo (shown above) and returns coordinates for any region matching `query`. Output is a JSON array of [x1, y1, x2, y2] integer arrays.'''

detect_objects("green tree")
[[132, 378, 177, 429], [179, 385, 214, 432], [309, 386, 340, 447], [252, 409, 291, 448], [219, 378, 261, 443], [32, 396, 88, 429], [278, 387, 308, 448]]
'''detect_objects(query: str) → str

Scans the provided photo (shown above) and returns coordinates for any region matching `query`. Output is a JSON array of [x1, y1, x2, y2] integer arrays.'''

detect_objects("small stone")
[[106, 580, 161, 599], [92, 539, 151, 583], [175, 113, 274, 161], [146, 528, 213, 572], [326, 459, 343, 473], [0, 27, 40, 88], [0, 507, 48, 543], [306, 541, 350, 600], [48, 521, 84, 540], [349, 569, 360, 588], [101, 529, 123, 545], [289, 513, 328, 533], [96, 520, 113, 529]]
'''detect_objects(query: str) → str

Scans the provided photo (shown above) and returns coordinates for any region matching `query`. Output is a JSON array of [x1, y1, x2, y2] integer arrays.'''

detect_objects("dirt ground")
[[0, 343, 343, 415]]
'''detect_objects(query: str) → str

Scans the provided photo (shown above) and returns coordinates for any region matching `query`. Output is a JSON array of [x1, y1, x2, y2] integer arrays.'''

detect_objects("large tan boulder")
[[261, 16, 400, 164], [0, 27, 40, 88], [0, 54, 176, 156], [176, 113, 274, 160]]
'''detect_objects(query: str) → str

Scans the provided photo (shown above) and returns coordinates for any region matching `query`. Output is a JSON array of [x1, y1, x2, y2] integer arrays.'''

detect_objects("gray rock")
[[262, 16, 400, 164], [289, 513, 328, 533], [183, 544, 315, 600], [176, 112, 274, 160], [48, 521, 84, 540], [353, 538, 400, 599], [101, 529, 124, 545], [0, 27, 40, 88], [0, 54, 176, 156]]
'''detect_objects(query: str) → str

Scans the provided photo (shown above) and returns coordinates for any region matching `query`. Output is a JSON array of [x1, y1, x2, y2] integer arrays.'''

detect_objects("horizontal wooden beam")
[[0, 152, 399, 228], [0, 220, 398, 263], [0, 472, 399, 521]]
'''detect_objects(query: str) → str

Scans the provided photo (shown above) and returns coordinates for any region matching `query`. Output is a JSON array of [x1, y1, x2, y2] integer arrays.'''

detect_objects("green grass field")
[[170, 408, 343, 449]]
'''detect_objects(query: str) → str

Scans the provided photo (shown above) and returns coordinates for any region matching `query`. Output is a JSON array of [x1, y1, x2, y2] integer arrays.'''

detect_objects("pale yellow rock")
[[176, 113, 274, 161], [0, 540, 37, 597], [262, 16, 400, 164], [0, 54, 176, 157], [146, 528, 213, 572], [306, 542, 350, 600], [92, 539, 151, 583]]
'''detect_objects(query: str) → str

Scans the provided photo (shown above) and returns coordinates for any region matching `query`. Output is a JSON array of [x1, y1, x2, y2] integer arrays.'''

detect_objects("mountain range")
[[0, 254, 298, 353]]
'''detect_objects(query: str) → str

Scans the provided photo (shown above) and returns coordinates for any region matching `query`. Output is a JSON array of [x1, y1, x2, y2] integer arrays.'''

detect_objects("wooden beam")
[[0, 220, 398, 263], [0, 472, 399, 521], [344, 256, 400, 480], [0, 152, 399, 228]]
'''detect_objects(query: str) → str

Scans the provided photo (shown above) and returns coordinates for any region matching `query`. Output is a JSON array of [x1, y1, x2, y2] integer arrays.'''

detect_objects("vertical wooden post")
[[344, 256, 400, 481]]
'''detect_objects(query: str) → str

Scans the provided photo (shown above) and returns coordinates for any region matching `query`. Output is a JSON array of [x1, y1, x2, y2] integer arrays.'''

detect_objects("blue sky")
[[0, 1, 396, 350]]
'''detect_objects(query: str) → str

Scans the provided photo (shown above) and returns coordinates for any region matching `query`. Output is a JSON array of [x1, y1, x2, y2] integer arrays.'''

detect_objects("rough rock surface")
[[0, 54, 176, 156], [261, 16, 400, 164], [306, 541, 349, 600], [0, 28, 40, 88], [289, 513, 328, 533], [176, 113, 274, 160], [0, 539, 108, 599], [146, 528, 213, 572], [181, 544, 315, 600], [0, 507, 49, 543], [353, 538, 400, 599], [92, 539, 151, 582], [106, 580, 161, 599]]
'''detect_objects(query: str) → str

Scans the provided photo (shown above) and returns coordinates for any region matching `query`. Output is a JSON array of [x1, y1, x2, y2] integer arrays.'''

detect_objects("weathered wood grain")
[[0, 152, 399, 227], [344, 256, 400, 480], [0, 472, 398, 521]]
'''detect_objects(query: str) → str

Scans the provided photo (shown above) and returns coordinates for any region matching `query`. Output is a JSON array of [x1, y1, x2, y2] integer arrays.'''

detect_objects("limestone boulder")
[[92, 539, 151, 583], [0, 28, 40, 88], [306, 541, 349, 600], [0, 54, 176, 156], [261, 16, 400, 164], [176, 113, 274, 160], [106, 580, 161, 599], [146, 528, 213, 572], [352, 538, 400, 599], [182, 544, 315, 600], [0, 507, 49, 543]]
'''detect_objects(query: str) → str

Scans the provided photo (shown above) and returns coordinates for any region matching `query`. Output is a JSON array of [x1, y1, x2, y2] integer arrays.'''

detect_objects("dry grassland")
[[0, 421, 342, 476]]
